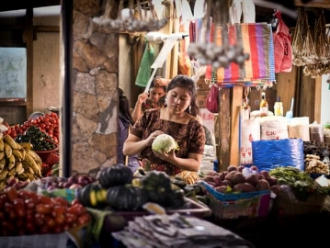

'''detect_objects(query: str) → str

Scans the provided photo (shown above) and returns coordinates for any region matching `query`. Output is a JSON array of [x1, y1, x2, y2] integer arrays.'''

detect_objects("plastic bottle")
[[274, 102, 283, 117], [259, 92, 268, 117]]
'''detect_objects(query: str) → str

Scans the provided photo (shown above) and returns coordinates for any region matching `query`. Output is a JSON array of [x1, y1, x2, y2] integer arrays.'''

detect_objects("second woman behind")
[[123, 75, 206, 184]]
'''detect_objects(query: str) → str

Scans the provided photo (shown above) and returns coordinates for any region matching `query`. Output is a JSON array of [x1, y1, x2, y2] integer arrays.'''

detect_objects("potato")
[[237, 165, 245, 172], [233, 182, 255, 192], [256, 179, 270, 191], [215, 185, 228, 193], [219, 172, 227, 181], [246, 174, 259, 187], [224, 171, 237, 182], [268, 176, 278, 186], [259, 170, 271, 180], [227, 165, 238, 172], [221, 179, 233, 187], [231, 172, 246, 185], [258, 175, 265, 180], [204, 176, 215, 183], [213, 176, 222, 186]]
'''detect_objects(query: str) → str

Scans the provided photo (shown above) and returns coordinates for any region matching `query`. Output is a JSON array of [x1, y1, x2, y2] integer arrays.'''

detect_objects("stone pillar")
[[72, 0, 118, 173]]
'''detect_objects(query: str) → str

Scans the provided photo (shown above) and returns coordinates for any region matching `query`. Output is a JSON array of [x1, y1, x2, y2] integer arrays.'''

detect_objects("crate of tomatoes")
[[0, 187, 93, 248]]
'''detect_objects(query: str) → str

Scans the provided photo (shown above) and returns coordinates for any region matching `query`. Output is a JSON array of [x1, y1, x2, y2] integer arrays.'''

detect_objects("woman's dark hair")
[[118, 88, 134, 125], [149, 76, 166, 93], [167, 74, 199, 117]]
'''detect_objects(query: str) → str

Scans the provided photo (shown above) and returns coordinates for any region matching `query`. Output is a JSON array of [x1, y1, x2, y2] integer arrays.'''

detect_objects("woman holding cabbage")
[[123, 75, 205, 184]]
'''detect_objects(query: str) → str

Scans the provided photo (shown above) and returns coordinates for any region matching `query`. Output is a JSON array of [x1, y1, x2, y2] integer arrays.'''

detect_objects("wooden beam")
[[0, 0, 60, 12], [314, 76, 322, 123], [230, 86, 243, 166], [295, 0, 330, 8], [216, 88, 230, 172], [25, 8, 34, 119], [34, 25, 60, 32]]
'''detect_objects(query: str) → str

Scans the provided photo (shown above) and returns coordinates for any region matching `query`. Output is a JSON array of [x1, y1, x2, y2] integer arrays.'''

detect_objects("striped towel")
[[205, 23, 275, 86]]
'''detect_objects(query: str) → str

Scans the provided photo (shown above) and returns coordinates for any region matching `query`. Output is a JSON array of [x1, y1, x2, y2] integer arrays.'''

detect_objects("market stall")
[[1, 0, 330, 247]]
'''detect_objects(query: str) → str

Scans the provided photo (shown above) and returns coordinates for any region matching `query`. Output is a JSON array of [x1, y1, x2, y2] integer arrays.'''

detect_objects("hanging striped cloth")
[[205, 23, 275, 87]]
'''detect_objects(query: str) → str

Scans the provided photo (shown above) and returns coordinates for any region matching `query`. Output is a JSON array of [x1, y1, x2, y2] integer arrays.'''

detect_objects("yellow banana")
[[22, 161, 35, 175], [0, 181, 5, 191], [17, 173, 28, 180], [3, 135, 22, 150], [4, 143, 12, 158], [12, 149, 24, 161], [0, 170, 8, 180], [15, 162, 24, 174], [0, 137, 4, 151], [19, 142, 33, 151], [26, 150, 38, 161], [0, 158, 6, 171], [25, 171, 35, 181], [24, 153, 42, 177], [8, 154, 16, 170], [0, 151, 4, 160], [8, 167, 16, 177]]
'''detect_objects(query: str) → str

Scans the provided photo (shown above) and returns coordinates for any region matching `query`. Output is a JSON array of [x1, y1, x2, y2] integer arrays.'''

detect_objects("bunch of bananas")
[[0, 135, 43, 190]]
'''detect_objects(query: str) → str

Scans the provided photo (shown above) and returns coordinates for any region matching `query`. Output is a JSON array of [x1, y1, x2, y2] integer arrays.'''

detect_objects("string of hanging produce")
[[187, 0, 249, 69], [93, 0, 167, 32]]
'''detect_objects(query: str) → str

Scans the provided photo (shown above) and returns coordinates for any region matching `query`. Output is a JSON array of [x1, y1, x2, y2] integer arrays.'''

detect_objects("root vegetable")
[[256, 179, 270, 191]]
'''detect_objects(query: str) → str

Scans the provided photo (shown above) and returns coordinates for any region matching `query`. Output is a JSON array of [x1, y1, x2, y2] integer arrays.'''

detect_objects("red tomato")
[[53, 205, 66, 216], [25, 222, 36, 234], [78, 213, 91, 226], [35, 204, 53, 214], [67, 203, 86, 216], [51, 197, 70, 207], [35, 213, 46, 226], [55, 214, 66, 225], [45, 217, 56, 229], [37, 195, 52, 205], [65, 213, 77, 224]]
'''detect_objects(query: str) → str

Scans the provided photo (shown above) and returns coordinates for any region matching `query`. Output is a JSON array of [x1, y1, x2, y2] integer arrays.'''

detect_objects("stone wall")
[[72, 0, 118, 173]]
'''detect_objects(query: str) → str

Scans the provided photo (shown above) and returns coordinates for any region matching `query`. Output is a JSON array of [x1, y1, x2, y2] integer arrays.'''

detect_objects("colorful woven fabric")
[[205, 23, 275, 86]]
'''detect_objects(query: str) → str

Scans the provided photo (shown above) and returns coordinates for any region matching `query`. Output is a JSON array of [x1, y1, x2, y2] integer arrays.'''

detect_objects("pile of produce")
[[305, 154, 329, 174], [303, 141, 330, 161], [202, 165, 279, 194], [3, 112, 59, 144], [0, 187, 91, 236], [269, 166, 329, 201], [0, 135, 44, 191], [77, 163, 186, 211]]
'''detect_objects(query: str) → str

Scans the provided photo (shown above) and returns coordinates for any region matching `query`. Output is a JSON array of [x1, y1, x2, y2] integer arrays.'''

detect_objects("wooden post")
[[314, 76, 322, 124], [216, 88, 230, 172], [25, 8, 34, 118], [230, 86, 243, 166]]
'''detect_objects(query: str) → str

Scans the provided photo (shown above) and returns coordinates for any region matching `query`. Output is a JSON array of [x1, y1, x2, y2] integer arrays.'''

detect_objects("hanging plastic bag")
[[273, 10, 292, 73], [206, 84, 219, 113]]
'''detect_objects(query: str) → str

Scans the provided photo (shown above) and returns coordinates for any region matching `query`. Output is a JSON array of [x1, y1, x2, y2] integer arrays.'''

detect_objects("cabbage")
[[151, 134, 179, 153]]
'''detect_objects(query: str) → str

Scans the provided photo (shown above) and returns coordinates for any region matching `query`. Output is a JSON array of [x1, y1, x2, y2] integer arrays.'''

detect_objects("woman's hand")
[[153, 149, 176, 163], [146, 130, 164, 146], [137, 92, 149, 104]]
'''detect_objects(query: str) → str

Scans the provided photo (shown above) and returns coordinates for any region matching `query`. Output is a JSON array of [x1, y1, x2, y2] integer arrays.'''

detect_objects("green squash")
[[77, 183, 107, 207], [141, 171, 173, 206], [98, 163, 133, 189], [106, 185, 149, 211]]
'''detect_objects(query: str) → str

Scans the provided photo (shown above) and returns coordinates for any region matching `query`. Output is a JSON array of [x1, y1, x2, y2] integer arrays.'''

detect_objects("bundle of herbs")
[[269, 166, 329, 201]]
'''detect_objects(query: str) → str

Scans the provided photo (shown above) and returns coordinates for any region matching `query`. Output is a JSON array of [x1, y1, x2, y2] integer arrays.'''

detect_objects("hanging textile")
[[205, 23, 275, 87], [178, 19, 193, 76], [135, 41, 155, 87]]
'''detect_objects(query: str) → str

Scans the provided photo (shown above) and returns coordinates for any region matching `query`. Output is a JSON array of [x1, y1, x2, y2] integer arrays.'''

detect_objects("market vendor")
[[123, 74, 205, 184], [131, 77, 168, 122]]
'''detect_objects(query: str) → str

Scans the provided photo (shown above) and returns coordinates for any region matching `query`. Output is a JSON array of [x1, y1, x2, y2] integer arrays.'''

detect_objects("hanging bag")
[[206, 83, 219, 113], [273, 10, 292, 73]]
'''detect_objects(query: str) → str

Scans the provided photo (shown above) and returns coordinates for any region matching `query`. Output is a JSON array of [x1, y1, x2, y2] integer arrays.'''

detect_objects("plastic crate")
[[200, 181, 271, 219]]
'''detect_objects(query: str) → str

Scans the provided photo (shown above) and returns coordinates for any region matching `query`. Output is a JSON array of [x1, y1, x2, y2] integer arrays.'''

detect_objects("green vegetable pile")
[[269, 166, 329, 201], [15, 126, 57, 151]]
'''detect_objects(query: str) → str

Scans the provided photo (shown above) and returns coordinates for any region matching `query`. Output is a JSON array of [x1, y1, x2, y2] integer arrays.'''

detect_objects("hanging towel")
[[205, 23, 275, 86], [135, 42, 155, 87]]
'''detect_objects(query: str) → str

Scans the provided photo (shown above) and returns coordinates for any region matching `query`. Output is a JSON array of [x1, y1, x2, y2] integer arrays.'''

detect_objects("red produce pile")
[[3, 112, 59, 144]]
